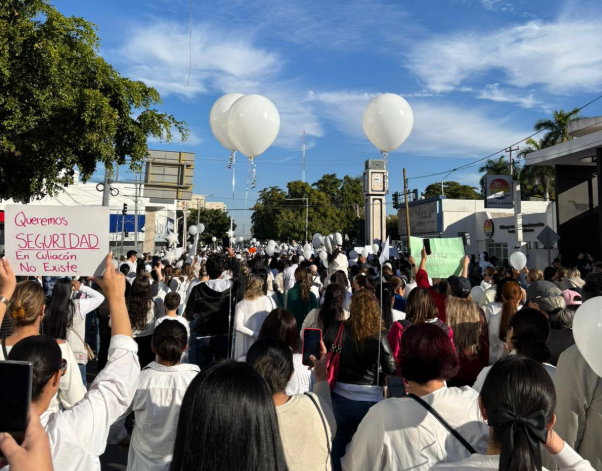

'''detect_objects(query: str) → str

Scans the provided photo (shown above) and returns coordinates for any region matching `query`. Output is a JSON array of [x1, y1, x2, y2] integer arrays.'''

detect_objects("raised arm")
[[76, 284, 105, 317], [461, 255, 470, 279], [0, 258, 16, 330]]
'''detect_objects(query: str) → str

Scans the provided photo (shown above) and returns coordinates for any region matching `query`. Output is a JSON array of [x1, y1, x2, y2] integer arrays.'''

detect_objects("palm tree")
[[478, 156, 514, 196], [534, 108, 582, 147], [517, 138, 554, 201]]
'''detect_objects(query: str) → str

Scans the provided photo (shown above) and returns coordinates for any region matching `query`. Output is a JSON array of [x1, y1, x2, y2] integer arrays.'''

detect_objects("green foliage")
[[0, 0, 188, 201], [386, 215, 399, 240], [534, 108, 581, 147], [187, 208, 236, 243], [423, 181, 482, 199], [477, 156, 519, 196], [517, 138, 555, 200], [252, 174, 364, 242]]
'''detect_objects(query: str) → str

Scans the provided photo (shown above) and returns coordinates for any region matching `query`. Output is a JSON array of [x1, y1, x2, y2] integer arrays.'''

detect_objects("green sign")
[[410, 236, 465, 279]]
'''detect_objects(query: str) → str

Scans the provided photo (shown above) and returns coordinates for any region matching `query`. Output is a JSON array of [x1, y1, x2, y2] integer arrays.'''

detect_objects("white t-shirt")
[[285, 353, 313, 396], [127, 362, 199, 471], [341, 386, 489, 471], [155, 315, 190, 338], [484, 302, 504, 365], [232, 296, 275, 360]]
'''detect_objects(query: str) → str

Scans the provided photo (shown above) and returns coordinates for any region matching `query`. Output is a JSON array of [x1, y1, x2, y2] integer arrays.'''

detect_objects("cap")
[[448, 276, 471, 298], [525, 281, 561, 302], [563, 289, 582, 306]]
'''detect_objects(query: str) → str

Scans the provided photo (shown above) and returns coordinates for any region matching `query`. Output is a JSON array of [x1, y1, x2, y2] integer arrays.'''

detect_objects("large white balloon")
[[363, 93, 414, 152], [198, 224, 205, 234], [212, 236, 217, 242], [312, 238, 322, 250], [324, 237, 333, 252], [372, 243, 380, 254], [319, 251, 328, 262], [226, 95, 280, 158], [509, 251, 527, 271], [334, 232, 343, 246], [209, 93, 244, 151], [304, 247, 312, 260], [188, 225, 198, 236], [266, 245, 275, 257], [361, 249, 369, 259], [573, 297, 602, 376], [349, 250, 358, 260]]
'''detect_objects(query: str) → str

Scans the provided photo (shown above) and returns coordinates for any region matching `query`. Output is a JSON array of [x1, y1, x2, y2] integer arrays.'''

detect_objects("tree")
[[0, 0, 187, 202], [386, 215, 399, 240], [477, 156, 518, 196], [534, 108, 582, 148], [517, 138, 555, 200], [187, 208, 236, 244], [423, 181, 482, 199]]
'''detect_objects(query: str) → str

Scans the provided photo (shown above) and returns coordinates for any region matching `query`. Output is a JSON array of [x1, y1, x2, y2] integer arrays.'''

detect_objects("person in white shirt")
[[480, 267, 496, 291], [247, 337, 336, 471], [283, 255, 299, 292], [303, 283, 348, 333], [473, 308, 556, 392], [126, 320, 199, 471], [42, 277, 105, 386], [342, 323, 488, 471], [3, 253, 141, 471], [0, 280, 86, 413], [431, 355, 595, 471], [119, 250, 138, 275], [232, 274, 276, 360], [155, 292, 190, 337]]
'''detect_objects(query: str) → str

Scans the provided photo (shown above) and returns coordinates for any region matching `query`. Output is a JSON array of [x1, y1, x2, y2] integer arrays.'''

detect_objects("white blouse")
[[233, 296, 275, 360], [127, 362, 200, 471], [484, 302, 504, 365], [67, 286, 105, 364], [37, 336, 140, 471]]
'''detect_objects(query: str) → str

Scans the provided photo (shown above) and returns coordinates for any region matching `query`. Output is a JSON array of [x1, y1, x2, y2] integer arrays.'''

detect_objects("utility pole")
[[121, 203, 127, 257], [302, 130, 306, 183], [134, 172, 139, 253], [507, 146, 523, 250], [182, 201, 187, 251], [403, 168, 412, 252], [305, 196, 308, 243], [102, 165, 111, 206]]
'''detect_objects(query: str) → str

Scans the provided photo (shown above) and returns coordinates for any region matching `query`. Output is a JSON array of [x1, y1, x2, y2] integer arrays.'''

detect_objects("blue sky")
[[56, 0, 602, 236]]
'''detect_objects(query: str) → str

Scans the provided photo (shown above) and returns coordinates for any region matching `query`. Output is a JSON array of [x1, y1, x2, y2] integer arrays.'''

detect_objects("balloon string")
[[245, 157, 251, 212], [230, 150, 236, 201], [381, 150, 389, 194]]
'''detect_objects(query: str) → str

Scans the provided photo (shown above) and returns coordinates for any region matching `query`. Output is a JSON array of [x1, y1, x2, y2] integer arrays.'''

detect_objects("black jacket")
[[324, 321, 397, 386]]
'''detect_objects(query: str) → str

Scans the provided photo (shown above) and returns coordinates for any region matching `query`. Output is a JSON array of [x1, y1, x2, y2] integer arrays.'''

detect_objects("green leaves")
[[0, 0, 188, 201], [423, 181, 482, 200]]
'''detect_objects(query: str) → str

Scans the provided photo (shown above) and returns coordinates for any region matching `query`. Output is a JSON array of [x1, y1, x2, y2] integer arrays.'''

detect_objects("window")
[[486, 242, 508, 261]]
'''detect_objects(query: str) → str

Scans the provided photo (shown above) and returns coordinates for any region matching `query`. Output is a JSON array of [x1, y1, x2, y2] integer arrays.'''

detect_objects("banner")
[[410, 236, 465, 278], [485, 175, 513, 209], [5, 205, 110, 276]]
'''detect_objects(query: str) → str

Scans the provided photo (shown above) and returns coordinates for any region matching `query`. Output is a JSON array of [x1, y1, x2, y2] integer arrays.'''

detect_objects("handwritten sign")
[[5, 205, 110, 276], [410, 236, 465, 279]]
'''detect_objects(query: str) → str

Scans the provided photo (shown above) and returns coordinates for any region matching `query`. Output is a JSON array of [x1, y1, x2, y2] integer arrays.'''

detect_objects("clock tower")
[[363, 159, 387, 245]]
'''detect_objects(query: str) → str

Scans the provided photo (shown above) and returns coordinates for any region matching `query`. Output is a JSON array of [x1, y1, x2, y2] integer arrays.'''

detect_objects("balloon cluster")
[[210, 93, 280, 189]]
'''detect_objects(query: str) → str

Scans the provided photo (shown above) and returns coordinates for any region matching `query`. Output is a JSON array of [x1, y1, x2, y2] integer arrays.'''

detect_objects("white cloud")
[[406, 18, 602, 95], [478, 0, 514, 12], [307, 91, 529, 155], [477, 83, 543, 109]]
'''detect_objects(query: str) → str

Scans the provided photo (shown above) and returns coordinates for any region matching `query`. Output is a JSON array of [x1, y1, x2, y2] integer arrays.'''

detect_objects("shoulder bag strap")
[[304, 392, 331, 470], [1, 337, 8, 359], [407, 393, 477, 454], [69, 327, 86, 345]]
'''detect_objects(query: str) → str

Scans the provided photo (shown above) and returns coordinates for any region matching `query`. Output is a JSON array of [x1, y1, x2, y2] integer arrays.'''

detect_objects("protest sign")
[[410, 236, 465, 278], [5, 205, 110, 276]]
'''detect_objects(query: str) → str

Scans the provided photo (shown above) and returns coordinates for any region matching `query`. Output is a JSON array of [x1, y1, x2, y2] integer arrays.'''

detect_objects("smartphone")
[[423, 239, 432, 256], [302, 328, 322, 366], [0, 361, 33, 457], [222, 236, 231, 249], [385, 375, 406, 398]]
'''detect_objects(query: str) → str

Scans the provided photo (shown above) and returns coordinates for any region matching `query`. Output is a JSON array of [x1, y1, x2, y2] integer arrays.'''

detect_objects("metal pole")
[[597, 148, 602, 258], [120, 212, 125, 257], [305, 197, 308, 243], [102, 166, 111, 207], [508, 146, 523, 249], [182, 201, 187, 251], [403, 168, 412, 252], [134, 173, 139, 253]]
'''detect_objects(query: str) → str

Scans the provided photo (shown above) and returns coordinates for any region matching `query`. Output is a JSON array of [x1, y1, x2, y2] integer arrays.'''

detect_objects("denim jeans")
[[194, 334, 229, 369], [331, 392, 376, 471], [78, 363, 87, 388]]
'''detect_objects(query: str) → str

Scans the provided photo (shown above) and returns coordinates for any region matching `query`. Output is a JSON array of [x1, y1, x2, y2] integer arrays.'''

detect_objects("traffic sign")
[[537, 226, 560, 249]]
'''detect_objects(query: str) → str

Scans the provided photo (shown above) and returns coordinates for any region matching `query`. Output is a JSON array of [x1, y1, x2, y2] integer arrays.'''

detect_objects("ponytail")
[[499, 281, 521, 342], [294, 267, 311, 304], [152, 320, 187, 365]]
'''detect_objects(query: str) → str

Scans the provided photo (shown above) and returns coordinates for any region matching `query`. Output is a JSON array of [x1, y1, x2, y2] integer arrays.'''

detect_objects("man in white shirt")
[[283, 255, 299, 291], [119, 250, 138, 275]]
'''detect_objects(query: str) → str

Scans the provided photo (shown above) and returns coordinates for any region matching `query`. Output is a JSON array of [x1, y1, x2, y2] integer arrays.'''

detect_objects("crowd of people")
[[0, 242, 601, 471]]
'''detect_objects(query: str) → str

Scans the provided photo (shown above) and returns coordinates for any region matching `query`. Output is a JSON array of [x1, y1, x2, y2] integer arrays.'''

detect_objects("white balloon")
[[319, 251, 328, 262], [313, 233, 322, 241], [188, 225, 198, 236], [209, 93, 244, 151], [212, 236, 217, 242], [238, 236, 244, 243], [268, 240, 276, 248], [361, 249, 369, 259], [266, 246, 275, 257], [304, 243, 312, 252], [470, 286, 485, 304], [334, 232, 343, 246], [363, 93, 414, 152], [165, 232, 178, 248], [299, 255, 305, 262], [304, 248, 312, 260], [372, 243, 380, 254], [251, 238, 257, 244], [573, 297, 602, 376], [324, 237, 333, 252], [198, 224, 205, 234], [349, 250, 358, 260], [509, 251, 527, 271], [226, 94, 280, 158], [312, 238, 321, 250], [163, 250, 177, 265]]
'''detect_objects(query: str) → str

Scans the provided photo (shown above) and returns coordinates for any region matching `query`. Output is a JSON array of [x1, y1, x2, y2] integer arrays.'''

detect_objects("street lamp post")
[[285, 197, 309, 243]]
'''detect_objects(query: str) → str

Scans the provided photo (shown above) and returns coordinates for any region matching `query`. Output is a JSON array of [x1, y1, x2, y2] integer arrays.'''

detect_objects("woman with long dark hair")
[[170, 360, 289, 471], [259, 308, 312, 395], [284, 267, 318, 333], [375, 282, 395, 330], [323, 290, 397, 470], [302, 283, 347, 333], [43, 277, 104, 385], [432, 356, 595, 471], [127, 265, 168, 367]]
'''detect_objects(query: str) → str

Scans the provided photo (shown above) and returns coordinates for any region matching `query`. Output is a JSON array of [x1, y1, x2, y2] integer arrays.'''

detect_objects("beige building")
[[178, 194, 226, 213]]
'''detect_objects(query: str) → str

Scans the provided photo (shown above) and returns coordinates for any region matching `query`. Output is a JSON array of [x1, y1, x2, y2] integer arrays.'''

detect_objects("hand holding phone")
[[302, 329, 322, 366], [0, 361, 33, 459], [423, 239, 432, 256]]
